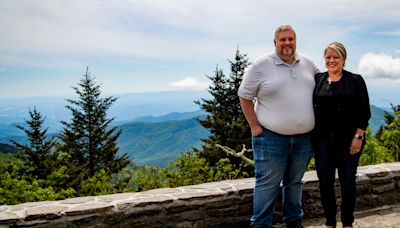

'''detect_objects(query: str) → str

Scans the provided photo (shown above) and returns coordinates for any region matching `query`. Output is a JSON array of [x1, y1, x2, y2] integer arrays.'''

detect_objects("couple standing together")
[[238, 25, 371, 228]]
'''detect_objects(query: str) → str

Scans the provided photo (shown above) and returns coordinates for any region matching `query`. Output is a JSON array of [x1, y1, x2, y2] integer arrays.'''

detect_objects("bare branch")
[[216, 144, 254, 166]]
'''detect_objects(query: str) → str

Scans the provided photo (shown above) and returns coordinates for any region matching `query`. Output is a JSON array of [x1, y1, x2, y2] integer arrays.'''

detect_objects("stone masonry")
[[0, 162, 399, 228]]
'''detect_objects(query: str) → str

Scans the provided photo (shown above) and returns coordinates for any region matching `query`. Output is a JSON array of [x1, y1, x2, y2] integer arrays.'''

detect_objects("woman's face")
[[324, 48, 344, 75]]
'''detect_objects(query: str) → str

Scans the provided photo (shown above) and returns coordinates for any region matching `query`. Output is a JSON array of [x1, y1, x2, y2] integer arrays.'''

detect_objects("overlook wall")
[[0, 162, 399, 228]]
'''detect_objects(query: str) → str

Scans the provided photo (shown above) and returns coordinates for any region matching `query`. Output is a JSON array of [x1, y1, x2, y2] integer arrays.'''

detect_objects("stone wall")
[[0, 162, 399, 228]]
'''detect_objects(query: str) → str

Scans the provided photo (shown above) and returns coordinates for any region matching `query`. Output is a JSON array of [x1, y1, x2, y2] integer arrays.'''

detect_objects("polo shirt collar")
[[272, 51, 300, 66]]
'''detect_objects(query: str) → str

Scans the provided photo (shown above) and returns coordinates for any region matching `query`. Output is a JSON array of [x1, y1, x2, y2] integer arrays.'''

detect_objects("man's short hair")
[[274, 25, 296, 40]]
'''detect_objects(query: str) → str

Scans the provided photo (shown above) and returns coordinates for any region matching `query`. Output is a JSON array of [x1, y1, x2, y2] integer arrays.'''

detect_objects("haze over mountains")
[[0, 91, 390, 167], [0, 91, 210, 167], [0, 91, 210, 124]]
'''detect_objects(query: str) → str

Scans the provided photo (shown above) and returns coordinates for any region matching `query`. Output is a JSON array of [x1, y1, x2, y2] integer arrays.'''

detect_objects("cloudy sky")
[[1, 0, 400, 107]]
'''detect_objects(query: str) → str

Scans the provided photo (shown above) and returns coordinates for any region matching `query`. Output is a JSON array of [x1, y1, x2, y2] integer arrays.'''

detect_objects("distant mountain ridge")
[[132, 110, 206, 123], [0, 143, 18, 153], [0, 91, 210, 130], [370, 105, 386, 134], [0, 103, 390, 167]]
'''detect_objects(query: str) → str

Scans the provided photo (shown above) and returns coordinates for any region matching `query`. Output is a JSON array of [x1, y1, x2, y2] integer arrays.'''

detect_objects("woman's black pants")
[[313, 138, 361, 227]]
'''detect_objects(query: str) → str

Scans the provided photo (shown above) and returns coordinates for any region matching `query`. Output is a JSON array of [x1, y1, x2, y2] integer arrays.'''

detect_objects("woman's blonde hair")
[[325, 42, 347, 66]]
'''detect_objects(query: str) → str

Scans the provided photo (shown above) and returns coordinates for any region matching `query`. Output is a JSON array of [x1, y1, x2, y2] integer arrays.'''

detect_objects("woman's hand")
[[350, 137, 362, 155]]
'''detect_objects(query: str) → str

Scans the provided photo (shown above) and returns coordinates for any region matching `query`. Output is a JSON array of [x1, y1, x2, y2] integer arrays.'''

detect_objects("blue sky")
[[1, 0, 400, 107]]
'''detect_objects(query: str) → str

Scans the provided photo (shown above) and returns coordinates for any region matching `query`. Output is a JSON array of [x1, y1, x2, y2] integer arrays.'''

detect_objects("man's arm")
[[239, 97, 263, 137]]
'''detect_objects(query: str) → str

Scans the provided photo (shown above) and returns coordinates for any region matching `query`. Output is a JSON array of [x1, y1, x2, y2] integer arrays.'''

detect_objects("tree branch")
[[216, 144, 254, 166]]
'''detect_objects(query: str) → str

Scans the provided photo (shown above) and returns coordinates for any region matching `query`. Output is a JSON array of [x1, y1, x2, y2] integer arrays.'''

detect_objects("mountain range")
[[0, 91, 210, 131], [0, 91, 391, 167]]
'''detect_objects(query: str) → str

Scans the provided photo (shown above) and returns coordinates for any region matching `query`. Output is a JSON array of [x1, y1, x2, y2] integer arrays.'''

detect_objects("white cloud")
[[358, 53, 400, 80], [169, 77, 208, 90], [1, 0, 400, 98], [2, 0, 399, 65]]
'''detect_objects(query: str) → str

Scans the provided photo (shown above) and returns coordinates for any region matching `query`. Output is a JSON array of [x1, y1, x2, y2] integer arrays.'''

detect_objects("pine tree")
[[195, 48, 252, 172], [59, 68, 130, 185], [378, 104, 400, 161], [195, 66, 230, 164], [12, 107, 57, 179], [225, 48, 251, 152]]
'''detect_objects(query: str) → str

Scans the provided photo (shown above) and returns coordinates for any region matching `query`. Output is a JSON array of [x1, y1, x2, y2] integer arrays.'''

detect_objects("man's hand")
[[251, 125, 263, 137]]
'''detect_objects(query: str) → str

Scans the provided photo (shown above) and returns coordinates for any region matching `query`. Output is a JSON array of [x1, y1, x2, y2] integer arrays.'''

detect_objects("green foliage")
[[42, 165, 69, 187], [163, 151, 248, 187], [0, 155, 75, 205], [195, 48, 252, 177], [120, 150, 249, 192], [380, 117, 400, 161], [212, 158, 249, 180], [79, 167, 145, 196], [164, 151, 214, 187], [374, 104, 400, 162], [59, 68, 130, 189], [79, 169, 115, 196], [0, 153, 18, 162], [125, 165, 167, 192], [11, 107, 59, 180], [307, 157, 316, 171], [360, 128, 394, 166], [195, 67, 229, 163], [124, 151, 214, 191]]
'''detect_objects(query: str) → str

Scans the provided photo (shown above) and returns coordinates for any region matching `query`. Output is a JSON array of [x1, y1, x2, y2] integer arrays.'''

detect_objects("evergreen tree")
[[12, 107, 58, 179], [195, 48, 252, 173], [378, 104, 400, 161], [225, 48, 251, 152], [375, 104, 400, 138], [359, 128, 393, 165], [195, 66, 230, 164], [59, 68, 130, 186]]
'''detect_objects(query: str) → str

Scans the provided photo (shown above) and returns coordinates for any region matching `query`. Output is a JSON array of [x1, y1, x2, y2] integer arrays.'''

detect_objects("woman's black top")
[[313, 70, 371, 141]]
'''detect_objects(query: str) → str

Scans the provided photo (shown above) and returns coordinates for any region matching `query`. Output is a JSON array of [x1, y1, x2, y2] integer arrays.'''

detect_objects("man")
[[238, 25, 318, 228]]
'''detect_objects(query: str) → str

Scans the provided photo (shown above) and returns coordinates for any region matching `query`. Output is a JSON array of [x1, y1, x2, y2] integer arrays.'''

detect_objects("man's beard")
[[282, 47, 293, 57]]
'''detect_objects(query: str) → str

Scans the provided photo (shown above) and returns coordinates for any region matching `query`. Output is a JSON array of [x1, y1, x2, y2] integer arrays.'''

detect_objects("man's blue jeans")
[[251, 128, 312, 227]]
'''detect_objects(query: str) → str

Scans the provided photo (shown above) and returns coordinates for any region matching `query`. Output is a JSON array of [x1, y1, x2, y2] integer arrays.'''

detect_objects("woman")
[[313, 42, 371, 228]]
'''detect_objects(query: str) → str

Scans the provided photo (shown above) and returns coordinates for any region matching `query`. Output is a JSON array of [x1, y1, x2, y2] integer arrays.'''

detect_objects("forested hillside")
[[0, 143, 18, 153], [370, 105, 386, 133], [117, 118, 209, 167]]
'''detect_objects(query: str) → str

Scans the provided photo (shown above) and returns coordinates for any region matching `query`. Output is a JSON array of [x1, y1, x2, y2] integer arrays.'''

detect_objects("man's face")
[[274, 30, 296, 63]]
